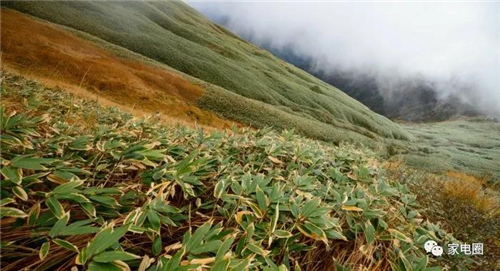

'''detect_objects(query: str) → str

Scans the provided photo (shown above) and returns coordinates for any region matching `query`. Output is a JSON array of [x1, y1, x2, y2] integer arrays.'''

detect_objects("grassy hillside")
[[398, 120, 500, 182], [0, 73, 456, 270], [255, 45, 482, 122], [0, 8, 230, 129], [1, 1, 411, 147]]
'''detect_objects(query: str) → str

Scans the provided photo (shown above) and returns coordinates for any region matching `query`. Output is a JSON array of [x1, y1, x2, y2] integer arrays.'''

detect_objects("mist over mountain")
[[190, 1, 500, 121]]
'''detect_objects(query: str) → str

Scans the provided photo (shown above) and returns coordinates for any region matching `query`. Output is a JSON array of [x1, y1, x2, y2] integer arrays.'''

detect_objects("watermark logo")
[[424, 240, 483, 257], [425, 240, 443, 256]]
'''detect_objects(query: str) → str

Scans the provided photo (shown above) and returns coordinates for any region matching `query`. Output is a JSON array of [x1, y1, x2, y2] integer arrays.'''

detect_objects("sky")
[[189, 1, 500, 115]]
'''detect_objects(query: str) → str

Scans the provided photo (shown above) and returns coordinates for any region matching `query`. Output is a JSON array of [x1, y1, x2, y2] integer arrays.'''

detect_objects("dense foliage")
[[0, 75, 458, 270]]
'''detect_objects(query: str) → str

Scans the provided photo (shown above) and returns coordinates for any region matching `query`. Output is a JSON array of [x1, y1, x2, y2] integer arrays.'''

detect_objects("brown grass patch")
[[0, 8, 232, 129], [443, 172, 500, 217], [385, 162, 500, 269]]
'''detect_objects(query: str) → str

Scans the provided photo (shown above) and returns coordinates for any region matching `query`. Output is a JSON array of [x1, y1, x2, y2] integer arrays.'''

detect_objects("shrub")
[[0, 75, 455, 270]]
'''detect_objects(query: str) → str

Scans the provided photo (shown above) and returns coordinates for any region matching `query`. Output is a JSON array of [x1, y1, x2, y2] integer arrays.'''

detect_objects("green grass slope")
[[0, 73, 456, 270], [400, 120, 500, 182], [2, 0, 411, 147]]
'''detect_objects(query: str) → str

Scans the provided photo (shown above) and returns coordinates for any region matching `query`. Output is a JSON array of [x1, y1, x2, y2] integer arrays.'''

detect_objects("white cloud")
[[190, 1, 500, 114]]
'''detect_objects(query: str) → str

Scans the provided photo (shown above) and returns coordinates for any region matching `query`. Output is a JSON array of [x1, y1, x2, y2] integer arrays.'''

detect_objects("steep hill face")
[[1, 1, 411, 146], [0, 8, 230, 128]]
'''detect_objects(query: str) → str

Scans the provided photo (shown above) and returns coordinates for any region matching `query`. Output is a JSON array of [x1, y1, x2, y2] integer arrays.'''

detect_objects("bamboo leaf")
[[246, 242, 270, 256], [46, 196, 65, 219], [49, 212, 70, 237], [271, 202, 279, 233], [341, 205, 364, 212], [12, 186, 28, 201], [1, 166, 22, 184], [39, 241, 50, 260], [365, 220, 375, 245], [274, 230, 293, 239], [53, 238, 79, 252], [0, 206, 28, 218], [93, 251, 140, 263]]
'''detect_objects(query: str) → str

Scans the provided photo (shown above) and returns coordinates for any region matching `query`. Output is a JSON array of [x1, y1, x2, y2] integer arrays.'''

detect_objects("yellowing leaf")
[[235, 211, 252, 224], [267, 156, 283, 164], [342, 205, 364, 212], [388, 229, 413, 243], [47, 174, 68, 185]]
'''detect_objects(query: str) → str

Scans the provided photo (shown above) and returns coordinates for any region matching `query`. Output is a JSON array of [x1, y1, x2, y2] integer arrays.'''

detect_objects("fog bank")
[[189, 1, 500, 116]]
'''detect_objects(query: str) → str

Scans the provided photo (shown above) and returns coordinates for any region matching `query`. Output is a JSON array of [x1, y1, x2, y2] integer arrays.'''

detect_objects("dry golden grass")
[[0, 8, 232, 129], [443, 172, 500, 217], [384, 161, 500, 269]]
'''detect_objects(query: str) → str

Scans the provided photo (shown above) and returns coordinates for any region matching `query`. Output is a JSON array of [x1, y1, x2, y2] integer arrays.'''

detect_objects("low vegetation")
[[0, 8, 230, 129], [1, 74, 457, 270], [387, 163, 500, 269], [400, 120, 500, 183]]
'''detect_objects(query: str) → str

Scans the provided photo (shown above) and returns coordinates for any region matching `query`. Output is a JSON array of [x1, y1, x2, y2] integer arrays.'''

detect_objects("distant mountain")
[[265, 46, 481, 122], [202, 14, 481, 122], [1, 0, 411, 147]]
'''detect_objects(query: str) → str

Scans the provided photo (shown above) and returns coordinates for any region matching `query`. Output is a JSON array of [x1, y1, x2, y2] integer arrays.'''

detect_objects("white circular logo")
[[424, 240, 438, 253]]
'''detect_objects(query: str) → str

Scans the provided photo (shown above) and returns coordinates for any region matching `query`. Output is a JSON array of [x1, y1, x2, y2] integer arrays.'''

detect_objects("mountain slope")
[[258, 44, 482, 122], [1, 0, 411, 147], [0, 8, 230, 128]]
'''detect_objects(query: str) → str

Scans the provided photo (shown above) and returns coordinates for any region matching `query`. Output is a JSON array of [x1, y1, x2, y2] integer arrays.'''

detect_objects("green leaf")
[[152, 168, 166, 180], [388, 229, 413, 243], [46, 196, 65, 219], [212, 259, 230, 271], [147, 209, 161, 232], [186, 221, 212, 253], [89, 195, 121, 208], [53, 238, 79, 252], [60, 220, 99, 236], [365, 220, 375, 245], [325, 229, 347, 241], [274, 230, 293, 239], [53, 179, 84, 195], [39, 241, 50, 260], [80, 202, 97, 218], [11, 155, 51, 170], [303, 221, 328, 244], [12, 186, 28, 201], [191, 240, 222, 255], [246, 223, 255, 241], [214, 179, 226, 199], [215, 237, 234, 261], [93, 251, 140, 263], [56, 193, 90, 204], [422, 267, 442, 271], [1, 166, 22, 184], [256, 186, 268, 211], [309, 206, 331, 218], [28, 202, 41, 226], [69, 136, 92, 151], [49, 212, 70, 237], [301, 198, 321, 217], [88, 261, 128, 271], [0, 206, 28, 218], [247, 201, 263, 219], [0, 198, 15, 206], [290, 198, 299, 218], [246, 242, 269, 256], [85, 223, 130, 260], [152, 234, 162, 256]]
